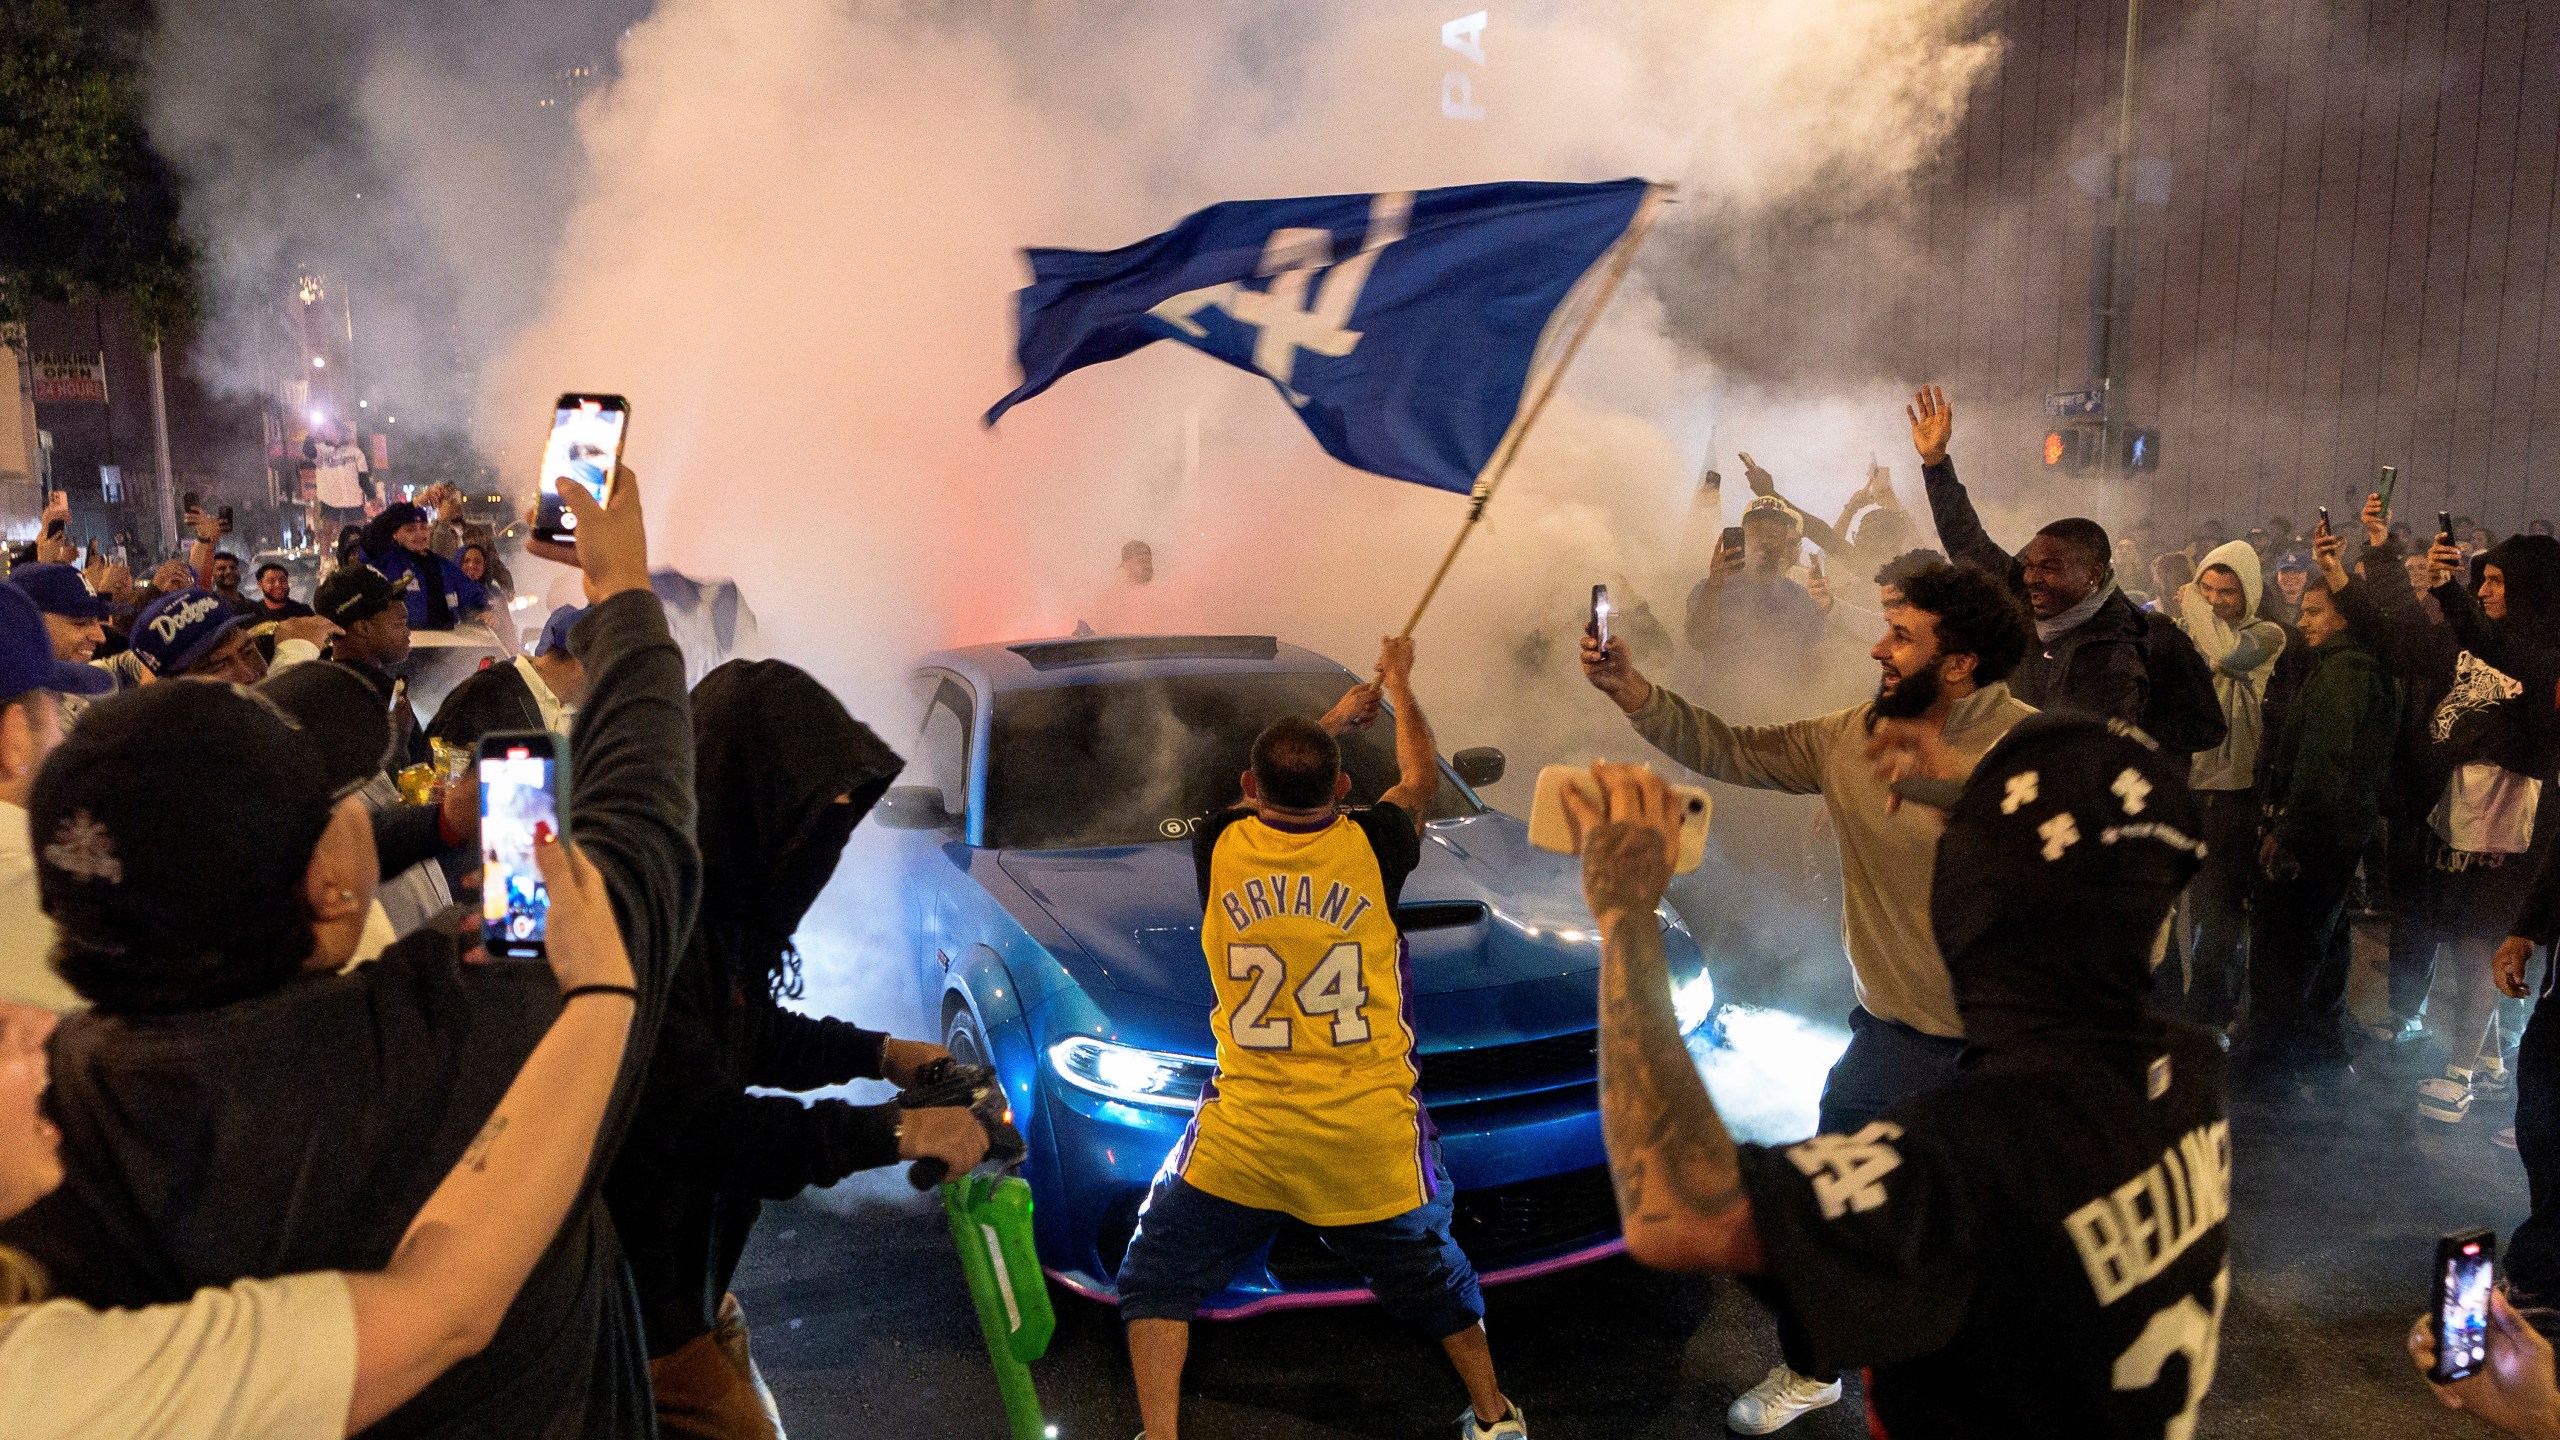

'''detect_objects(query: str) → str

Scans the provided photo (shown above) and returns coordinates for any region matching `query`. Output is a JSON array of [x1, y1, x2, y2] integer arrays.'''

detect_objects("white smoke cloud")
[[151, 0, 2009, 1202]]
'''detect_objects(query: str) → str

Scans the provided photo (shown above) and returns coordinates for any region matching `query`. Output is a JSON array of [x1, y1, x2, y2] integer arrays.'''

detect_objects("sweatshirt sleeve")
[[2217, 622, 2284, 677], [749, 1009, 891, 1091], [370, 801, 450, 879], [1920, 457, 2023, 593], [560, 588, 701, 1176], [2512, 846, 2560, 949], [645, 1091, 904, 1200], [1628, 684, 1831, 795]]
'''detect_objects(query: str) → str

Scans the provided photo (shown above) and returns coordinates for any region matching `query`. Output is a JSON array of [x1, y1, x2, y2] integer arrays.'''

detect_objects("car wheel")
[[943, 999, 994, 1073]]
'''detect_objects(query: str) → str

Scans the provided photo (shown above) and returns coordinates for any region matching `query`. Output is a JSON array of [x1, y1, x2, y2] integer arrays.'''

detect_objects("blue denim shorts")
[[1115, 1151, 1484, 1336]]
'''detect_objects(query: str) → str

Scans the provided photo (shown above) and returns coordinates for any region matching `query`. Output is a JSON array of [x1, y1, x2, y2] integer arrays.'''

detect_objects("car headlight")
[[1672, 967, 1716, 1035], [1048, 1036, 1213, 1110]]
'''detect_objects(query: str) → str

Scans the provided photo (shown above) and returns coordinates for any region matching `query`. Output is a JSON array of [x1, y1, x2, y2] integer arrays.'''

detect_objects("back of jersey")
[[1888, 1027, 2233, 1440], [1736, 1024, 2231, 1440], [1179, 808, 1430, 1229]]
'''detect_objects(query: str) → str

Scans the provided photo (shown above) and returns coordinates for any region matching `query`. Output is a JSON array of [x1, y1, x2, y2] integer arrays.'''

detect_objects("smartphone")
[[217, 505, 234, 533], [2316, 506, 2330, 537], [2433, 1229, 2496, 1383], [1719, 525, 1745, 557], [535, 393, 631, 544], [2377, 464, 2398, 516], [1526, 764, 1713, 875], [479, 731, 570, 960], [2440, 510, 2457, 545], [1590, 584, 1613, 651]]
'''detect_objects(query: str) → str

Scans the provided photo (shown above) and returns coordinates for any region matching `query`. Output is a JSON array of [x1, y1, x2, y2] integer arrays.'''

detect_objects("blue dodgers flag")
[[986, 178, 1652, 495]]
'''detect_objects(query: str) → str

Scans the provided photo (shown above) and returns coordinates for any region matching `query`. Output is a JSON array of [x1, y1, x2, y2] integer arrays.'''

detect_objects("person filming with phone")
[[1, 464, 705, 1439], [1570, 714, 2232, 1440], [1579, 556, 2033, 1432]]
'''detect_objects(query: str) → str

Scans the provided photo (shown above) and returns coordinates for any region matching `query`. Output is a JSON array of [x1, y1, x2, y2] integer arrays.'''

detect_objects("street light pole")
[[2088, 0, 2142, 512]]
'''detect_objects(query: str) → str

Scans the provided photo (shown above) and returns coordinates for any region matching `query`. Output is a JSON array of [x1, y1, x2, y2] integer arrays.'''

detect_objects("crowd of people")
[[0, 381, 2558, 1440]]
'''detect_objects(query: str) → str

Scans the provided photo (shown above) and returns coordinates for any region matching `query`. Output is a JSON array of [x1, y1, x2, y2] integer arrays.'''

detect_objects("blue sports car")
[[875, 634, 1716, 1315]]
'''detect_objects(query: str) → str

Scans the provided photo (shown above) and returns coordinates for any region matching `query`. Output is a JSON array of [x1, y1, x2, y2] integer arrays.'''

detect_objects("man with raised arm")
[[1570, 715, 2230, 1439], [1910, 385, 2153, 725], [1115, 636, 1528, 1440]]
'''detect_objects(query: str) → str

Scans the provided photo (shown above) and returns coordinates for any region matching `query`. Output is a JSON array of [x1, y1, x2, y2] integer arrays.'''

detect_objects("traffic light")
[[2119, 426, 2161, 472], [2039, 423, 2162, 474], [2041, 423, 2106, 474]]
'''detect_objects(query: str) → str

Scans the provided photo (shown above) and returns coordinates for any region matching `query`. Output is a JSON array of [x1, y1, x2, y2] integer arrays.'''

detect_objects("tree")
[[0, 0, 196, 339]]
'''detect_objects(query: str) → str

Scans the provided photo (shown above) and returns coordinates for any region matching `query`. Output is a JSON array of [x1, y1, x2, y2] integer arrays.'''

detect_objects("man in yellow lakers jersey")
[[1115, 637, 1527, 1440]]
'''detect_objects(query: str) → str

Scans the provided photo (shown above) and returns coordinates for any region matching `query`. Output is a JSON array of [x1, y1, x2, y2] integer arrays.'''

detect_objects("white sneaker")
[[1726, 1365, 1843, 1434], [1458, 1400, 1528, 1440], [2420, 1070, 2477, 1125]]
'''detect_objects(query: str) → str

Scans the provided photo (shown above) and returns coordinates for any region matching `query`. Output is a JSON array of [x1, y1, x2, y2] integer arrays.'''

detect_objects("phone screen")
[[537, 395, 629, 538], [2377, 465, 2399, 516], [481, 743, 561, 958], [2436, 1234, 2494, 1382]]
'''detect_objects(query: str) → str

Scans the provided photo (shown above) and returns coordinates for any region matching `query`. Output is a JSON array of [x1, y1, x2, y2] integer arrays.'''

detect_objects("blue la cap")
[[536, 604, 585, 657], [0, 583, 113, 703], [132, 589, 245, 676], [8, 562, 111, 621]]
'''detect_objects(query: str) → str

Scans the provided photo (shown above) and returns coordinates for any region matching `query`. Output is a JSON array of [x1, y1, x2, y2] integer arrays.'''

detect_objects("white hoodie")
[[2178, 539, 2287, 791]]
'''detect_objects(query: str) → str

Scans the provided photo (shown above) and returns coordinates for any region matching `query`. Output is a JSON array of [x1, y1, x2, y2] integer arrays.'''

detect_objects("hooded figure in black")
[[604, 659, 983, 1439], [1584, 713, 2230, 1439]]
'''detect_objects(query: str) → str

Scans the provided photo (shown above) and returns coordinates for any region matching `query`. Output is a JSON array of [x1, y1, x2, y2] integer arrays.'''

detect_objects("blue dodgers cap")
[[536, 604, 585, 657], [0, 584, 113, 704], [132, 588, 245, 676], [8, 562, 111, 621]]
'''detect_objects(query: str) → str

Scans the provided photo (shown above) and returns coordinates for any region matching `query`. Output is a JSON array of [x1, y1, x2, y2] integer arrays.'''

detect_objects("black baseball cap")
[[32, 676, 377, 1005], [255, 661, 394, 792], [313, 563, 410, 627]]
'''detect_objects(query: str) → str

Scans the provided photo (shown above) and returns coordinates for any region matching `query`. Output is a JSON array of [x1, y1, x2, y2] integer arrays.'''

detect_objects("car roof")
[[915, 634, 1355, 695]]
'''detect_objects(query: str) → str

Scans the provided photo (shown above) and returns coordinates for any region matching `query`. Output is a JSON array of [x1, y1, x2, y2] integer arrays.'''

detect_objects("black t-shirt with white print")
[[1736, 1020, 2230, 1440]]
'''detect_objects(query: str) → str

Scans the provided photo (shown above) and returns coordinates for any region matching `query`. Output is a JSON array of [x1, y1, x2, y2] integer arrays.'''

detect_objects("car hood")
[[995, 813, 1605, 1005]]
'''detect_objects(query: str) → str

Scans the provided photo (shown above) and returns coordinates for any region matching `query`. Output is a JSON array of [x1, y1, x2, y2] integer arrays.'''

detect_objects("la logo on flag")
[[1145, 192, 1411, 404], [985, 178, 1655, 498]]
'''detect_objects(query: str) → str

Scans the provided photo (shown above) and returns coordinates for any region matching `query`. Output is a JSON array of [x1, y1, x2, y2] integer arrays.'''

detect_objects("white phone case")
[[1526, 764, 1712, 874]]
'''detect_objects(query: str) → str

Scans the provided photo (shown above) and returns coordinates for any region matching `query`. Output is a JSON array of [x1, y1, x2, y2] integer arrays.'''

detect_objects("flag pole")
[[1397, 183, 1670, 639]]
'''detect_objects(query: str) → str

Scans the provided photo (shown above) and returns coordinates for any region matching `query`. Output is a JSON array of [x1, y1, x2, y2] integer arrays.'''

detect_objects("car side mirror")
[[875, 785, 958, 831], [1451, 747, 1505, 789]]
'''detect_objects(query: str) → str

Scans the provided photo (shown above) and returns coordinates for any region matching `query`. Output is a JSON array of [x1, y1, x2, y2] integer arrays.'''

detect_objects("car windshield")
[[984, 672, 1480, 850]]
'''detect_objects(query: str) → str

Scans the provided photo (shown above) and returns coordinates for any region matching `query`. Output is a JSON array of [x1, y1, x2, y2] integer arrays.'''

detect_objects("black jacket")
[[605, 659, 907, 1358], [1922, 457, 2149, 723], [3, 589, 699, 1439], [2259, 637, 2401, 857]]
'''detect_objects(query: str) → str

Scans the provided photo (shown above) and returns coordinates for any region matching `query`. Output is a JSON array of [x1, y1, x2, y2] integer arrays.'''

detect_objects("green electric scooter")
[[903, 1059, 1055, 1440]]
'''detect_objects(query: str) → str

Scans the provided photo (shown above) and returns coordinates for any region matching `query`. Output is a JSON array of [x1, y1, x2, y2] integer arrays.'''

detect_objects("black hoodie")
[[604, 659, 907, 1359]]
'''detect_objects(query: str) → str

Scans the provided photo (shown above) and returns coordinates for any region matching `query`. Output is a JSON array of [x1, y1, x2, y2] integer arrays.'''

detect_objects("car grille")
[[1263, 1165, 1621, 1287], [1414, 1029, 1597, 1099]]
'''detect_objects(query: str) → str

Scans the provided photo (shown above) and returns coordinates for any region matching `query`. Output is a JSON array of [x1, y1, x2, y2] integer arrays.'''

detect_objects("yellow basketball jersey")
[[1175, 807, 1433, 1227]]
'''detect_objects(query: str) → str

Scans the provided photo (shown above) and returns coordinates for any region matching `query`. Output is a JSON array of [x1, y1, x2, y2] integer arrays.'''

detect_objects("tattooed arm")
[[336, 836, 636, 1432], [1569, 764, 1766, 1274]]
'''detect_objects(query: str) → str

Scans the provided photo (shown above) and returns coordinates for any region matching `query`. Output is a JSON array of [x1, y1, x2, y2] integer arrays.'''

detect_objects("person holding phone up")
[[1581, 555, 2034, 1433], [0, 468, 704, 1439], [1575, 714, 2232, 1440], [0, 828, 639, 1439]]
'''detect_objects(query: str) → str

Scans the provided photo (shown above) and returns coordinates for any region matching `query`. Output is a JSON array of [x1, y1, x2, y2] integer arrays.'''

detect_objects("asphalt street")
[[736, 1012, 2531, 1440]]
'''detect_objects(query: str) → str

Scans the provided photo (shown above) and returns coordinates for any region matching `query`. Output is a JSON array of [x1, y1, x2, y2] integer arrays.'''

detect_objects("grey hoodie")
[[2179, 539, 2286, 791]]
